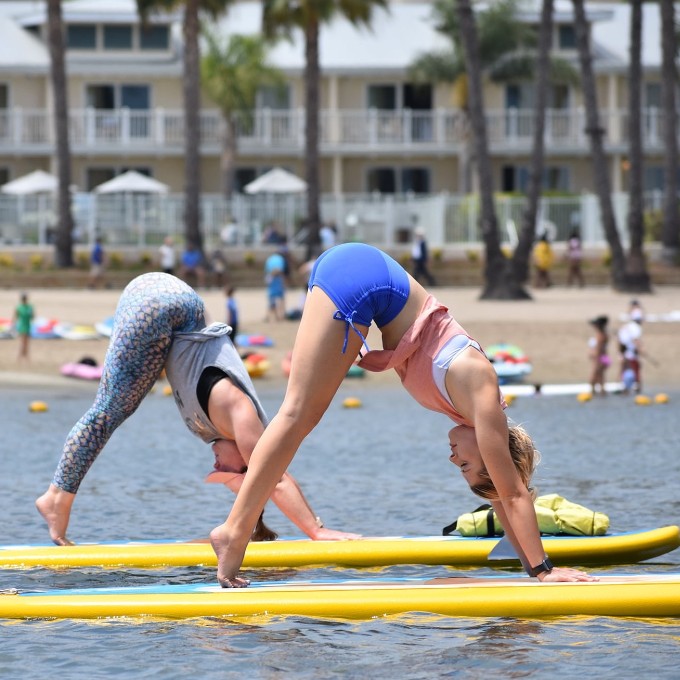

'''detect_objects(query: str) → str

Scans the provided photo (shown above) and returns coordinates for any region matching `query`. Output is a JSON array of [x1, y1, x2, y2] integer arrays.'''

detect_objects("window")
[[87, 85, 115, 109], [140, 25, 169, 50], [67, 24, 97, 49], [0, 84, 7, 109], [257, 85, 290, 110], [235, 168, 257, 193], [501, 165, 569, 193], [368, 167, 396, 193], [0, 168, 9, 186], [368, 85, 396, 110], [644, 82, 662, 108], [558, 25, 576, 49], [367, 167, 430, 194], [401, 168, 430, 194], [104, 25, 133, 49]]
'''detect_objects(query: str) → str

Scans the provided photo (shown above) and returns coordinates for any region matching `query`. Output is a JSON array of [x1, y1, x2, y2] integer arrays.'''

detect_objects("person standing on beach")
[[88, 238, 106, 289], [36, 272, 359, 547], [13, 292, 34, 363], [225, 286, 239, 343], [158, 236, 177, 275], [532, 234, 554, 288], [208, 243, 596, 588], [587, 316, 610, 395], [411, 227, 437, 286], [566, 230, 585, 287]]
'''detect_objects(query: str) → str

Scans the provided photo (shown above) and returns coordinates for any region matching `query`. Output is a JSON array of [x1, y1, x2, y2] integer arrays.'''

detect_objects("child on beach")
[[587, 315, 610, 395], [208, 243, 596, 588], [13, 292, 34, 363], [36, 272, 358, 547]]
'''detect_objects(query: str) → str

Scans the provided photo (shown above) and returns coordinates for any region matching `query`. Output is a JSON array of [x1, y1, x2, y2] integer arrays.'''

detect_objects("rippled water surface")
[[1, 382, 679, 679]]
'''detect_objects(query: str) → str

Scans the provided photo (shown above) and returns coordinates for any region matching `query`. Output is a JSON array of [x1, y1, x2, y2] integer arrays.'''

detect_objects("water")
[[1, 382, 679, 678]]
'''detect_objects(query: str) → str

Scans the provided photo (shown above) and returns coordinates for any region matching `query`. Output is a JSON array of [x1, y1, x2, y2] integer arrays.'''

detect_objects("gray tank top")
[[164, 322, 268, 443]]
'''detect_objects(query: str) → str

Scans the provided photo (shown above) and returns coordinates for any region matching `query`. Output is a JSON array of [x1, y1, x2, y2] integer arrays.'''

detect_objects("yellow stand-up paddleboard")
[[2, 573, 680, 621], [0, 527, 678, 570]]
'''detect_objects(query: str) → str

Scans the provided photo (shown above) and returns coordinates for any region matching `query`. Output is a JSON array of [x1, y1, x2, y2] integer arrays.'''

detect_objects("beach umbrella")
[[244, 167, 307, 194], [93, 171, 169, 194], [1, 170, 58, 195]]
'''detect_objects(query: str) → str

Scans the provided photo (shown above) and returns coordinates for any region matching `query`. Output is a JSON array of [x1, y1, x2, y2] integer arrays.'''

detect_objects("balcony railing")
[[1, 107, 676, 155]]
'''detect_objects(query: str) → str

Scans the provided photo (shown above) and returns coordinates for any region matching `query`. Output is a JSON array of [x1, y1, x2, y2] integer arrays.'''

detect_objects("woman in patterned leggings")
[[36, 272, 357, 546]]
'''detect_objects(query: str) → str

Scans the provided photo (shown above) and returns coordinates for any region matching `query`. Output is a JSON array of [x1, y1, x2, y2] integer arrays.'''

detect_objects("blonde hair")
[[470, 424, 541, 501]]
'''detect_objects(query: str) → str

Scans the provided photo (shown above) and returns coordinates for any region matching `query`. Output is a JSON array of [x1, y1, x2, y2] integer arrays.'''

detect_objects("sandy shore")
[[1, 283, 679, 391]]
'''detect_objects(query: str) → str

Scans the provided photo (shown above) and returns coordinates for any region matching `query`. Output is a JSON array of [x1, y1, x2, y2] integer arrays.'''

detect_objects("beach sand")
[[1, 284, 679, 390]]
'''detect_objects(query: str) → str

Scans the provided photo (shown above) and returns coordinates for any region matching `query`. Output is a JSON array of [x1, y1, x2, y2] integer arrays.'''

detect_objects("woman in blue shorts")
[[35, 272, 358, 546], [209, 243, 596, 588]]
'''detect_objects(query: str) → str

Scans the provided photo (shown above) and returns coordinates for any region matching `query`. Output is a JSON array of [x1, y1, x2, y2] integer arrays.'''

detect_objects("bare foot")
[[35, 485, 76, 546], [209, 523, 251, 588]]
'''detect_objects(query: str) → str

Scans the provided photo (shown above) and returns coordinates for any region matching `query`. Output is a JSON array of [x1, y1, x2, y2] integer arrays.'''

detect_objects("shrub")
[[465, 249, 479, 263], [29, 253, 44, 271], [0, 253, 15, 268], [139, 252, 152, 267], [109, 252, 124, 270], [244, 251, 256, 266], [431, 247, 443, 262]]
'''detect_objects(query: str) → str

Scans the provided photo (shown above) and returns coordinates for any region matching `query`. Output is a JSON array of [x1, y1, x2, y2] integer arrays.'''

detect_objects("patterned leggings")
[[53, 273, 206, 493]]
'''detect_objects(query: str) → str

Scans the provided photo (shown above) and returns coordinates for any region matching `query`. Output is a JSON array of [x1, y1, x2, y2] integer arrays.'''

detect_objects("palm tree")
[[137, 0, 234, 254], [660, 0, 679, 264], [455, 0, 529, 299], [201, 32, 285, 199], [47, 0, 74, 267], [573, 0, 653, 291], [262, 0, 388, 257], [515, 0, 554, 285], [625, 0, 652, 291]]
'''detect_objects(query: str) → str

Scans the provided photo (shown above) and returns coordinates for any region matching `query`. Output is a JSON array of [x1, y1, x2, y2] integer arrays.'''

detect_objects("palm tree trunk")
[[455, 0, 529, 300], [660, 0, 680, 263], [47, 0, 74, 268], [572, 0, 626, 289], [624, 0, 652, 292], [183, 0, 203, 253], [515, 0, 553, 284], [304, 17, 321, 259]]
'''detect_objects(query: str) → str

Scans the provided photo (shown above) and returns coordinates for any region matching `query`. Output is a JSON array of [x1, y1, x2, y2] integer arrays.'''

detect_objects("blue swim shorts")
[[308, 243, 410, 352]]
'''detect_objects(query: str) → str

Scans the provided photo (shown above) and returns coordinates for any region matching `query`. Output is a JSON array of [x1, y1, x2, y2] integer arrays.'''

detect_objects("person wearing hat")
[[588, 315, 610, 395], [411, 226, 437, 286]]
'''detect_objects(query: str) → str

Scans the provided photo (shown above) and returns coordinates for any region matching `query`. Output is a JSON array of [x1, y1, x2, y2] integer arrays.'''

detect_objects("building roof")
[[0, 15, 48, 72], [0, 0, 674, 76]]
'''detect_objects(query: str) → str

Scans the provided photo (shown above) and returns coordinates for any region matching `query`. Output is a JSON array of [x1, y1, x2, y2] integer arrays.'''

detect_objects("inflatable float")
[[241, 352, 270, 378], [2, 572, 680, 621], [1, 526, 677, 570], [0, 318, 15, 339], [485, 343, 532, 384], [53, 322, 102, 341], [30, 318, 60, 339], [95, 317, 114, 338], [235, 334, 274, 348], [60, 360, 104, 381]]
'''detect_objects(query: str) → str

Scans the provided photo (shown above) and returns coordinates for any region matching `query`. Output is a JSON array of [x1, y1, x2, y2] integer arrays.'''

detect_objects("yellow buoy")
[[162, 385, 173, 397], [29, 401, 48, 413], [634, 395, 651, 406], [654, 393, 669, 404], [576, 392, 592, 403], [343, 397, 362, 409]]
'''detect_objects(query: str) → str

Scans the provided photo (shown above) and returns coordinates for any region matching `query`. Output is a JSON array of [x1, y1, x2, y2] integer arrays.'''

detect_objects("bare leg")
[[210, 287, 366, 586], [35, 484, 76, 546]]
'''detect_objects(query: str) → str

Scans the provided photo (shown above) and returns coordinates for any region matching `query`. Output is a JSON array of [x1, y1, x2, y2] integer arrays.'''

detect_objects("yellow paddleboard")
[[2, 573, 680, 621], [0, 526, 678, 570]]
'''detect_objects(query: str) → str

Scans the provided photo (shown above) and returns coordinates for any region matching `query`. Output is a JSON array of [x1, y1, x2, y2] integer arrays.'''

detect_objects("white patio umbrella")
[[244, 167, 307, 194], [93, 170, 169, 194], [1, 170, 58, 195]]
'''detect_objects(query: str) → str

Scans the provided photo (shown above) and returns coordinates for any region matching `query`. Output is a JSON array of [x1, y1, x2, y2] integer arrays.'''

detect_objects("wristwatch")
[[529, 557, 554, 578]]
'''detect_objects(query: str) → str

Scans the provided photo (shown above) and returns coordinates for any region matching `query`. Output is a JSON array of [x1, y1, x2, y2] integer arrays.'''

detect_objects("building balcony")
[[0, 106, 674, 157]]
